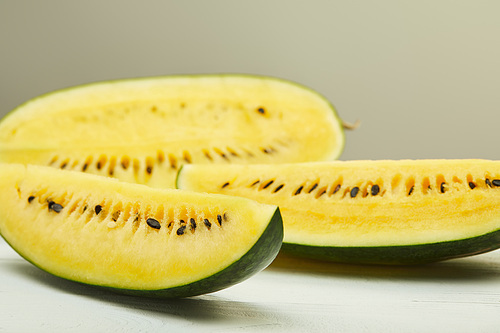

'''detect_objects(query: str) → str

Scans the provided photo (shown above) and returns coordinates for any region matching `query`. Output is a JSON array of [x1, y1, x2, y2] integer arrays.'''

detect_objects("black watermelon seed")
[[183, 152, 192, 163], [217, 214, 222, 226], [213, 148, 228, 160], [294, 186, 303, 195], [82, 163, 89, 171], [203, 150, 213, 161], [308, 183, 318, 193], [492, 179, 500, 187], [408, 186, 414, 195], [257, 107, 266, 114], [203, 218, 211, 229], [221, 182, 230, 189], [48, 201, 63, 213], [28, 196, 35, 203], [440, 182, 446, 193], [146, 218, 161, 230], [146, 166, 153, 175], [169, 157, 177, 169], [49, 156, 58, 165], [223, 212, 228, 221], [350, 187, 359, 198], [317, 189, 326, 198], [469, 182, 476, 189], [486, 179, 492, 187], [177, 225, 186, 235], [95, 205, 103, 215], [371, 185, 380, 196], [250, 180, 260, 187], [263, 180, 274, 189], [273, 184, 284, 193], [190, 218, 197, 230], [333, 184, 341, 194]]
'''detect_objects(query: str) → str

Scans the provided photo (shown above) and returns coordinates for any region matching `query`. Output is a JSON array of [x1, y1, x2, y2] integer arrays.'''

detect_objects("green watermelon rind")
[[281, 228, 500, 265]]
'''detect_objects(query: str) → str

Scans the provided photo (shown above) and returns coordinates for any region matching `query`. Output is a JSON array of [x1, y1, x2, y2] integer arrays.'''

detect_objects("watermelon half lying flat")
[[0, 75, 344, 188]]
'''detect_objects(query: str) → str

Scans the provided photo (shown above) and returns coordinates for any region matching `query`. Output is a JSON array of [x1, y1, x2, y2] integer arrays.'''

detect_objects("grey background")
[[1, 1, 499, 161]]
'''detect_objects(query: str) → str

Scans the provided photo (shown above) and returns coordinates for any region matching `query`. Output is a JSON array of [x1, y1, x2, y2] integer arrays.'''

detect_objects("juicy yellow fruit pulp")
[[0, 75, 344, 188], [177, 160, 500, 247], [0, 163, 278, 290]]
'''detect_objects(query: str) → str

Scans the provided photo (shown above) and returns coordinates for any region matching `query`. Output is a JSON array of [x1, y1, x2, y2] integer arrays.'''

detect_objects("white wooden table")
[[2, 237, 500, 332]]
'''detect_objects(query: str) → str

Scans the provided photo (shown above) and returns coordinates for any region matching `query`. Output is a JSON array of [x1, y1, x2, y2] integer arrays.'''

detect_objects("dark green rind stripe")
[[109, 208, 283, 298], [2, 208, 283, 298], [281, 228, 500, 265]]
